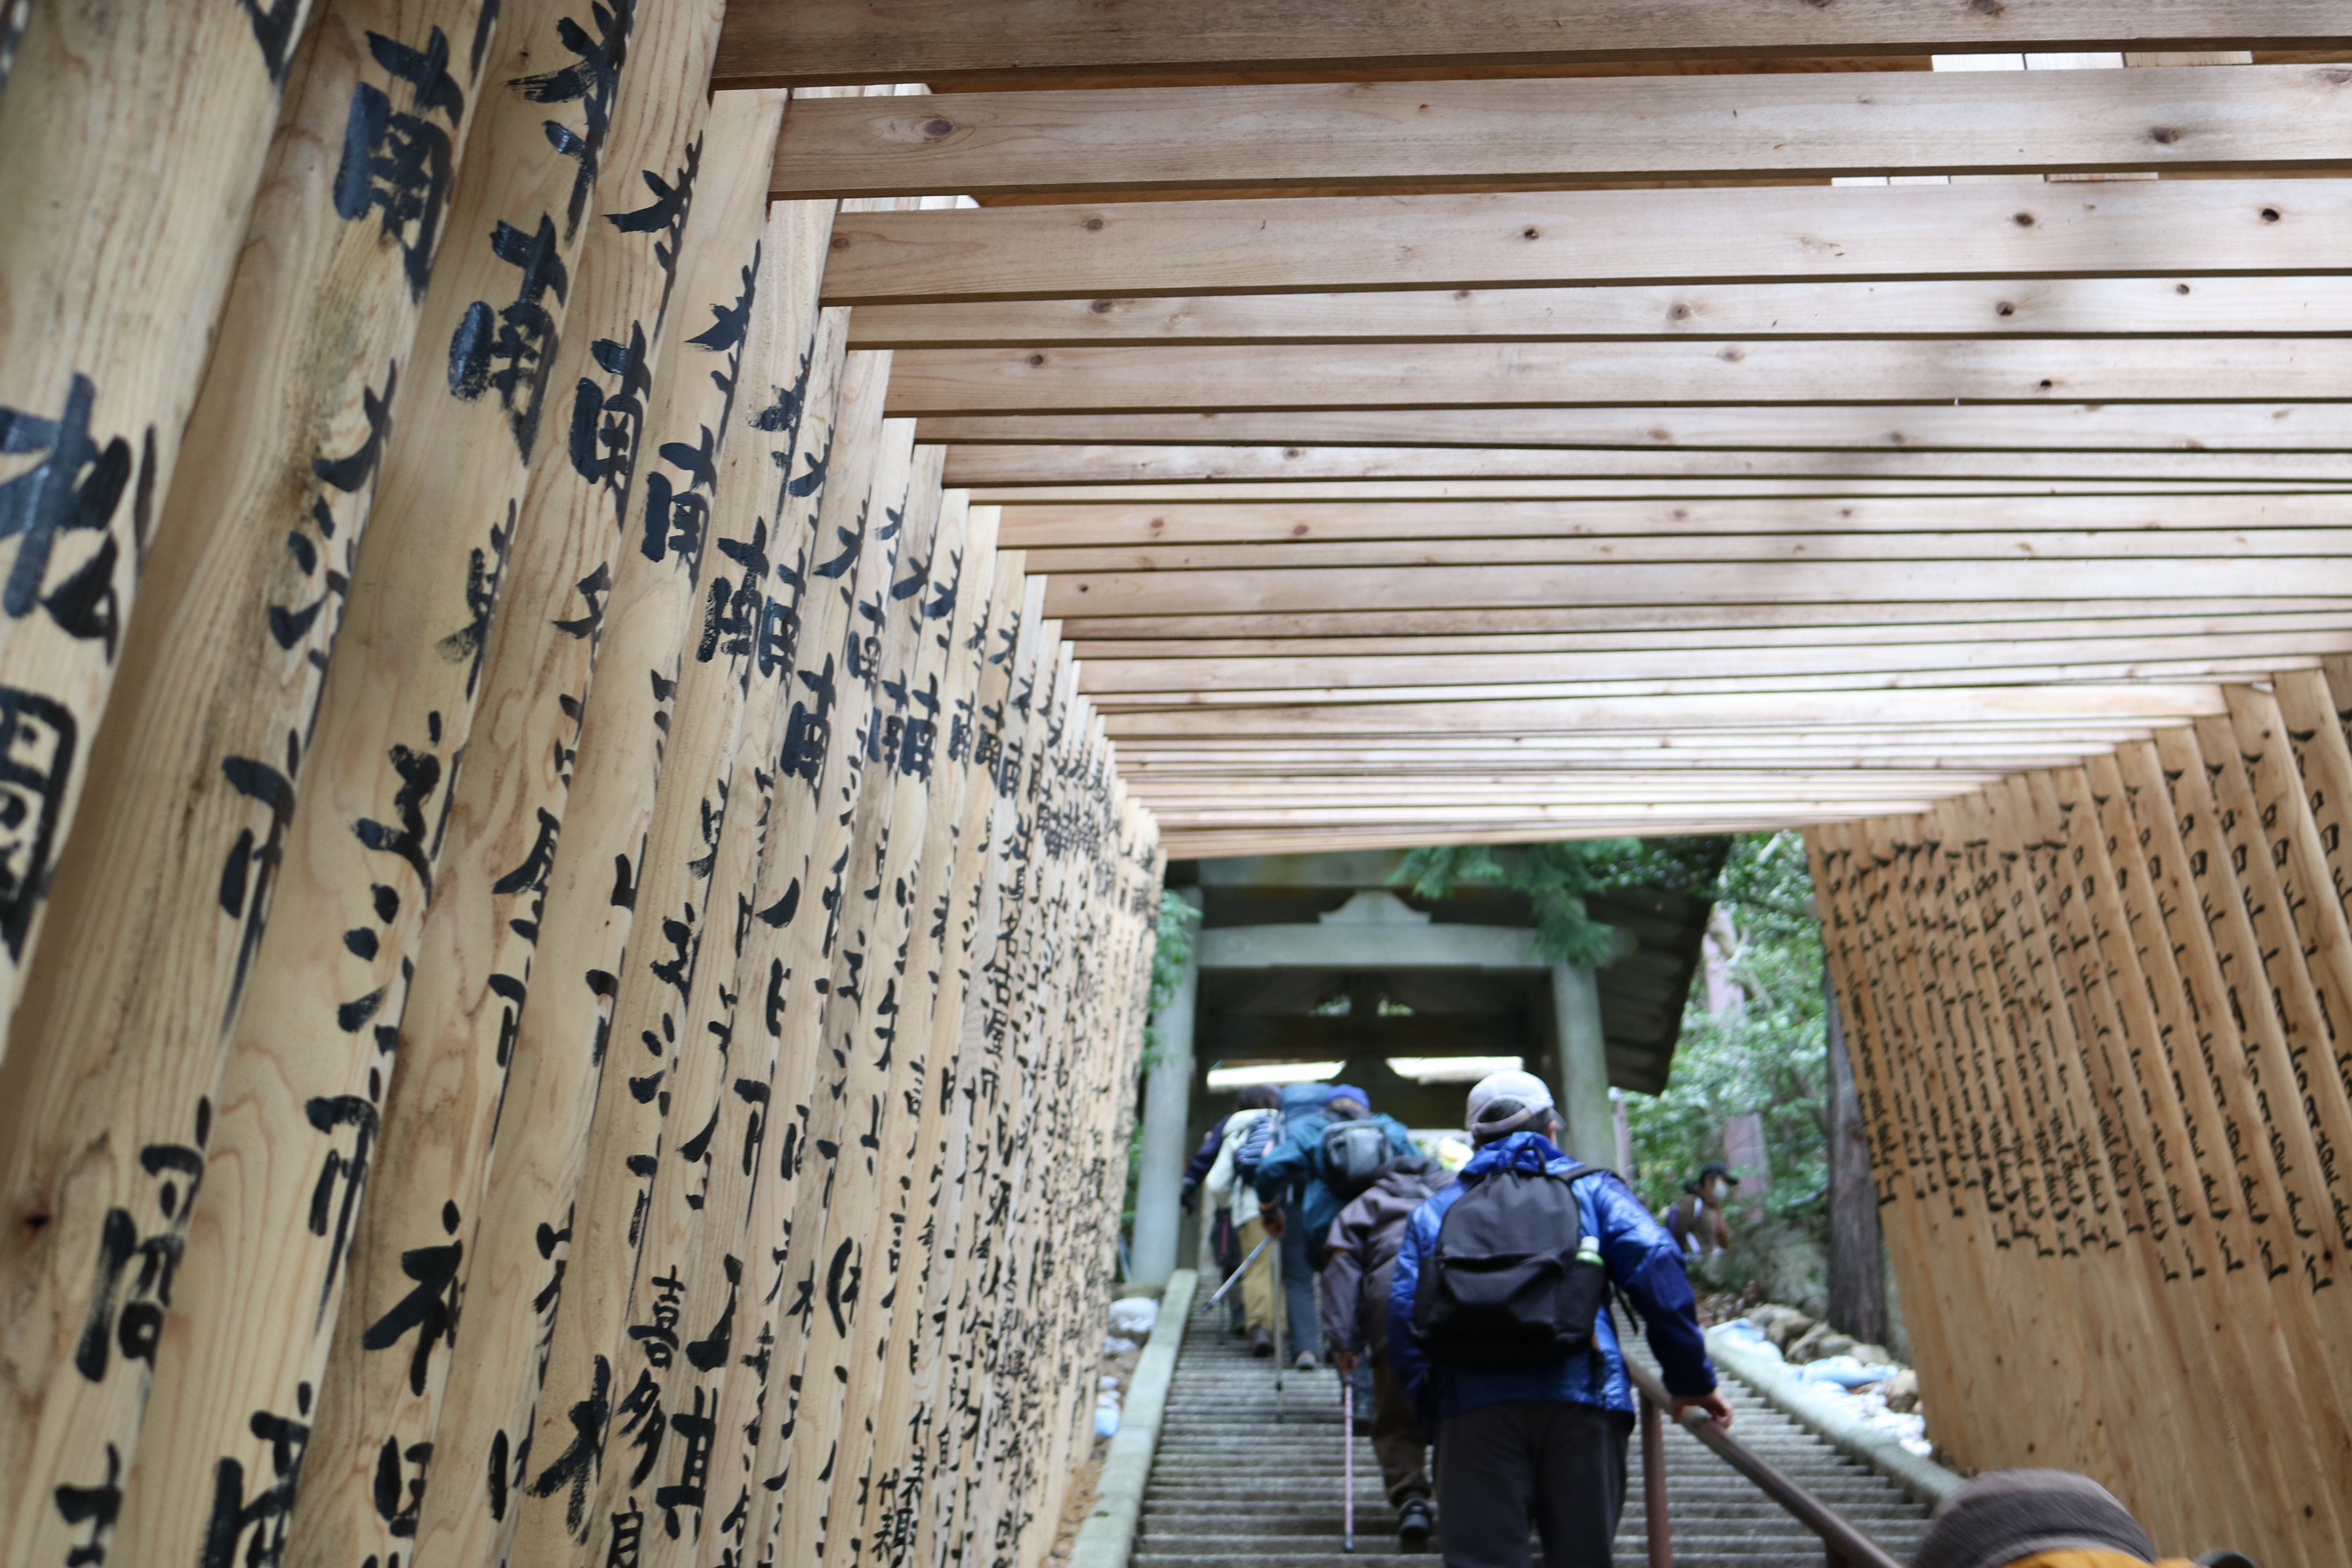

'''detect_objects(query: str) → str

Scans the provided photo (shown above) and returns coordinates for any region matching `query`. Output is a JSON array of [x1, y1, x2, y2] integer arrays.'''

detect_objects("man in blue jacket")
[[1388, 1071, 1731, 1568], [1255, 1082, 1419, 1369]]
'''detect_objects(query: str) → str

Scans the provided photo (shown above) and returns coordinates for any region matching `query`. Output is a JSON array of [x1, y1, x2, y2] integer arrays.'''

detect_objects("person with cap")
[[1254, 1082, 1421, 1370], [1666, 1161, 1737, 1257], [1388, 1069, 1732, 1568], [1200, 1085, 1285, 1355], [1914, 1468, 2252, 1568], [1321, 1149, 1454, 1543]]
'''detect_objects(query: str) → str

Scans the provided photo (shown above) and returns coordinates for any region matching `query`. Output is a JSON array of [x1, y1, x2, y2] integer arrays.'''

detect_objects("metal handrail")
[[1624, 1358, 1910, 1568]]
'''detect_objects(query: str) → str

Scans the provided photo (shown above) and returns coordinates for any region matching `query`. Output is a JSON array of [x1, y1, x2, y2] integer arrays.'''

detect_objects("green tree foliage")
[[1392, 833, 1829, 1223], [1140, 888, 1201, 1073], [1621, 831, 1830, 1225]]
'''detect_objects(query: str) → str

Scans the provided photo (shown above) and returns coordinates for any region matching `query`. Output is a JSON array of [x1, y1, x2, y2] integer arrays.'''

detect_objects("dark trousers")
[[1434, 1399, 1633, 1568], [1280, 1196, 1318, 1352], [1370, 1357, 1432, 1505]]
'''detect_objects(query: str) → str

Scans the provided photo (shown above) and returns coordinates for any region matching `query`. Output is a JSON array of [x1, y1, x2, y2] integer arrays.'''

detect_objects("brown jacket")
[[1318, 1159, 1452, 1360]]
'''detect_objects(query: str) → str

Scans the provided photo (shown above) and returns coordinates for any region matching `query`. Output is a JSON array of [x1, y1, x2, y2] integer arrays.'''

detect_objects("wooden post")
[[402, 91, 807, 1568], [282, 7, 735, 1561], [1822, 974, 1887, 1347], [107, 3, 642, 1560], [0, 2, 497, 1558], [0, 0, 319, 1062]]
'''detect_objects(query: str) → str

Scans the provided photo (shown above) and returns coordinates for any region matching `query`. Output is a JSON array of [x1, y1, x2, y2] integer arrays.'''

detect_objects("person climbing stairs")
[[1132, 1295, 1933, 1568]]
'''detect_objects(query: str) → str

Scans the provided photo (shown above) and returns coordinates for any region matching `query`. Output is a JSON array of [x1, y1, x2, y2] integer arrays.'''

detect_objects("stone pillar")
[[1129, 887, 1201, 1287], [1551, 962, 1615, 1167]]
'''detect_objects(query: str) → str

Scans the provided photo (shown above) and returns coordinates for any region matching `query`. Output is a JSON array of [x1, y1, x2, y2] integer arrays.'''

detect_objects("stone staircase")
[[1133, 1299, 1931, 1568]]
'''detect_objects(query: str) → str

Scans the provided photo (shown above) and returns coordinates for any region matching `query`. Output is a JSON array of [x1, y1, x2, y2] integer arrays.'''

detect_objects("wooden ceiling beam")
[[819, 180, 2350, 303], [997, 494, 2352, 546], [774, 67, 2349, 199], [1078, 632, 2352, 691], [885, 338, 2349, 414], [1056, 597, 2352, 640], [715, 2, 2352, 89], [1071, 609, 2352, 659], [985, 478, 2352, 501], [851, 276, 2352, 348], [916, 403, 2352, 450], [1101, 684, 2226, 737], [1040, 560, 2352, 618], [944, 444, 2352, 486]]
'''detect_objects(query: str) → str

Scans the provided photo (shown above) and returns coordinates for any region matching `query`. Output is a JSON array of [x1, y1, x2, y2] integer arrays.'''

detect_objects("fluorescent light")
[[1386, 1056, 1525, 1084], [1204, 1060, 1345, 1089]]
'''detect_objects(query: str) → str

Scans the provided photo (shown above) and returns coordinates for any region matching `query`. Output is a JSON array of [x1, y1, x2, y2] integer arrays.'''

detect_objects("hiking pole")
[[1270, 1225, 1285, 1422], [1205, 1235, 1272, 1305], [1341, 1377, 1356, 1553]]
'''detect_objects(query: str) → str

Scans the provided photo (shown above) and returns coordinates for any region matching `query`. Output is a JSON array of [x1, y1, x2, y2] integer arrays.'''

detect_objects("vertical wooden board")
[[107, 2, 638, 1559], [2116, 738, 2352, 1530], [500, 324, 891, 1568], [2030, 768, 2271, 1555], [0, 2, 499, 1557], [854, 546, 1027, 1568], [284, 15, 735, 1564], [921, 605, 1057, 1568], [401, 98, 812, 1568], [2272, 668, 2352, 980], [757, 437, 949, 1564], [814, 494, 995, 1568], [1805, 826, 1975, 1463], [0, 0, 317, 1060]]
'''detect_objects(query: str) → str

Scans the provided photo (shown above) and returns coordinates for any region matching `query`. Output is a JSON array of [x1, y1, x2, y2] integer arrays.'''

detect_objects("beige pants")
[[1236, 1214, 1276, 1331]]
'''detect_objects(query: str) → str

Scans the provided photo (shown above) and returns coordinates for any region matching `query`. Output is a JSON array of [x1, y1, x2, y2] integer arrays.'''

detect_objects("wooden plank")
[[284, 31, 746, 1568], [1058, 597, 2352, 641], [918, 402, 2352, 451], [820, 179, 2352, 304], [717, 0, 2352, 88], [775, 66, 2352, 198], [1042, 560, 2352, 618], [1001, 494, 2352, 546], [984, 476, 2352, 502], [1101, 684, 2226, 737], [411, 102, 819, 1568], [853, 275, 2352, 348], [0, 0, 497, 1555], [1070, 609, 2352, 659], [105, 2, 644, 1559], [885, 338, 2352, 415], [0, 0, 319, 1070], [1087, 657, 2317, 708], [946, 444, 2352, 486], [1082, 635, 2352, 692]]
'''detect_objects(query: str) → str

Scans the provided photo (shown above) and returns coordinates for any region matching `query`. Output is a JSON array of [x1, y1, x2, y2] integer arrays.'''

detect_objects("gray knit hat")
[[1913, 1469, 2156, 1568]]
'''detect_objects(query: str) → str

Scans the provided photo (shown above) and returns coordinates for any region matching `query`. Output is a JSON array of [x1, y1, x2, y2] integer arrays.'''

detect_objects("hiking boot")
[[1397, 1499, 1434, 1544], [1249, 1328, 1274, 1357], [1293, 1350, 1319, 1372]]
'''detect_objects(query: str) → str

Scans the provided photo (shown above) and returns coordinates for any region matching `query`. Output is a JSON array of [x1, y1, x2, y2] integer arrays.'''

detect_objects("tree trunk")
[[1824, 969, 1887, 1345]]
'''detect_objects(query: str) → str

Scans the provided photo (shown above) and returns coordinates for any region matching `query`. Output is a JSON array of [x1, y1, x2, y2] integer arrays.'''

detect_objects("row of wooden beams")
[[883, 338, 2350, 413], [1077, 632, 2352, 692], [946, 446, 2352, 485], [917, 403, 2352, 450], [998, 494, 2352, 543], [1057, 596, 2352, 640], [819, 180, 2350, 303], [716, 2, 2352, 88], [773, 67, 2352, 199], [848, 276, 2352, 347]]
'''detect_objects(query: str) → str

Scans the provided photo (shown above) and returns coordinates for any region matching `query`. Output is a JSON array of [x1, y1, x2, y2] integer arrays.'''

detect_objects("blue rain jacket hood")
[[1385, 1131, 1716, 1425]]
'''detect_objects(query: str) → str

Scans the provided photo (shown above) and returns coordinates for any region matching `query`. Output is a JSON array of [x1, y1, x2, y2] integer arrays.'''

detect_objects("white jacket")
[[1203, 1107, 1277, 1220]]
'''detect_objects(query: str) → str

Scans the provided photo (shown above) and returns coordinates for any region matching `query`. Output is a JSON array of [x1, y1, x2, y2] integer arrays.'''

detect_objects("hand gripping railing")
[[1622, 1358, 1909, 1568]]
